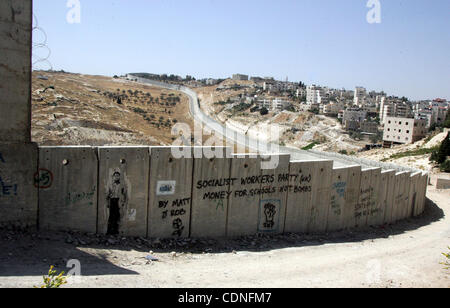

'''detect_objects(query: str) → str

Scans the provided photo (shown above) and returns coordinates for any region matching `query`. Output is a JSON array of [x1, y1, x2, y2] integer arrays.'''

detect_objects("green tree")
[[436, 133, 450, 164]]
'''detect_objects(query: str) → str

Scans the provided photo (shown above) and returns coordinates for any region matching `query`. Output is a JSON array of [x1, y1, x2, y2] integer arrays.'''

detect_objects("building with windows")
[[383, 117, 427, 146], [343, 108, 367, 130], [354, 87, 367, 106], [232, 74, 249, 81], [306, 85, 326, 105], [257, 98, 290, 111]]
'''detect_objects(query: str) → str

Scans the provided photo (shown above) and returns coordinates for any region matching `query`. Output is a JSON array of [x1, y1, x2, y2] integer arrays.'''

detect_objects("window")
[[406, 130, 410, 134]]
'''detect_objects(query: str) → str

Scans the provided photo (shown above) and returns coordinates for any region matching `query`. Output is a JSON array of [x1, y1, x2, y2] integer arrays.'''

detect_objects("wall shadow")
[[0, 197, 444, 279]]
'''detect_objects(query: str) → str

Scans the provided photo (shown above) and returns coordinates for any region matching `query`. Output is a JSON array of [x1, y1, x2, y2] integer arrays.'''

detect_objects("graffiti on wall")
[[258, 199, 281, 232], [106, 170, 129, 235], [65, 186, 96, 206], [34, 168, 53, 189], [0, 176, 18, 197], [157, 194, 190, 237], [195, 172, 311, 203], [330, 181, 347, 217], [0, 153, 19, 197], [156, 181, 176, 196], [355, 186, 375, 222]]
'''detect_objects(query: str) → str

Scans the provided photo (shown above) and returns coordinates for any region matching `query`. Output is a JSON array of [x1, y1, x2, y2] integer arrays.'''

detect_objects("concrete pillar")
[[392, 172, 408, 223], [407, 172, 421, 219], [148, 147, 193, 239], [384, 170, 397, 224], [190, 148, 231, 238], [307, 160, 333, 233], [0, 143, 37, 228], [0, 1, 37, 228], [342, 166, 362, 229], [284, 160, 316, 233], [327, 167, 350, 232], [400, 172, 412, 220], [258, 154, 290, 234], [367, 168, 382, 227], [226, 154, 262, 237], [355, 168, 372, 228], [38, 147, 98, 233], [0, 0, 32, 143], [97, 147, 149, 237], [380, 170, 395, 224], [414, 173, 428, 216]]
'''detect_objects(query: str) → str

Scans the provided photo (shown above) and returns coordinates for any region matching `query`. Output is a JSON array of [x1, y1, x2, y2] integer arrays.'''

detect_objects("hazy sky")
[[33, 0, 449, 100]]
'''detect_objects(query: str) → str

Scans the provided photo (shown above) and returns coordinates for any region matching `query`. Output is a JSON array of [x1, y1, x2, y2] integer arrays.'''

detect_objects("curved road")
[[129, 76, 419, 172]]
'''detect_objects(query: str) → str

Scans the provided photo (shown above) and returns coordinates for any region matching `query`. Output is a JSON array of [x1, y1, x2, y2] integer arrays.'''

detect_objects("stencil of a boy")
[[107, 171, 128, 235]]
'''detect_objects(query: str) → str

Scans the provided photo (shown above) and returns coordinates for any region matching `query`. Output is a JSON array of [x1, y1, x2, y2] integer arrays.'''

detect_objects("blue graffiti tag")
[[0, 176, 18, 197]]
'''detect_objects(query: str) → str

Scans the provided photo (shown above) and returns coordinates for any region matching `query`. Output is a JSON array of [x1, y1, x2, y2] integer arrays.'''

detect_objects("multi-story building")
[[354, 87, 367, 106], [323, 101, 345, 116], [306, 85, 325, 105], [379, 99, 412, 125], [343, 108, 367, 131], [257, 98, 290, 111], [383, 117, 427, 146], [232, 74, 249, 81]]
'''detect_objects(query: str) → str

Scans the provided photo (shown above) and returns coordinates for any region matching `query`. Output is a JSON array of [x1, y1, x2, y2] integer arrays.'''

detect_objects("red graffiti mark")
[[34, 168, 54, 189]]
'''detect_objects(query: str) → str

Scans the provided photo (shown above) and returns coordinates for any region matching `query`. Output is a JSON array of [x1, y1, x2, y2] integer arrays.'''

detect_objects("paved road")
[[129, 76, 418, 171]]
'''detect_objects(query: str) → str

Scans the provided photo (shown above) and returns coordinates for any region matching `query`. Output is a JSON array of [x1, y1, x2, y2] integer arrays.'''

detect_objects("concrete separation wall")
[[0, 143, 37, 228], [190, 148, 231, 238], [284, 161, 316, 233], [0, 0, 32, 143], [226, 154, 262, 237], [308, 161, 333, 233], [38, 147, 98, 233], [148, 147, 192, 239], [327, 167, 350, 232], [0, 146, 429, 238], [98, 147, 149, 237]]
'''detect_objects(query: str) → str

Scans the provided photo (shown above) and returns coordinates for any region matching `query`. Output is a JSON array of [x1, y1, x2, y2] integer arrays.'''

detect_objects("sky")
[[33, 0, 450, 101]]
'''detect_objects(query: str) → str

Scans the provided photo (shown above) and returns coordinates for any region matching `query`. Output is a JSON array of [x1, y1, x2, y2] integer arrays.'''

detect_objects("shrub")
[[430, 132, 450, 164], [260, 107, 269, 116], [440, 160, 450, 173], [34, 266, 67, 288]]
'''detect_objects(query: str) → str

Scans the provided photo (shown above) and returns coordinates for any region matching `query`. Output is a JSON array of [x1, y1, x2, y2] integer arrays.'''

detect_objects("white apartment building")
[[383, 117, 427, 146], [354, 87, 367, 106], [257, 98, 290, 111], [306, 85, 325, 105], [379, 101, 412, 124]]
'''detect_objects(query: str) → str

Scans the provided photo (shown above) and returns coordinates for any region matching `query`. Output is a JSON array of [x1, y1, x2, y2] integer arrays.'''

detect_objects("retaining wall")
[[0, 146, 429, 238]]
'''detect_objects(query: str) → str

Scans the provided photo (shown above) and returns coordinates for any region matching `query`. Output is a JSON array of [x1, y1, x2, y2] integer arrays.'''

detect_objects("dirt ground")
[[0, 174, 448, 288]]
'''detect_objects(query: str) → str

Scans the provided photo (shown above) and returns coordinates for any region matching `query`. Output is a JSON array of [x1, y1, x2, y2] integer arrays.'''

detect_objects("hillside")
[[31, 71, 193, 146]]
